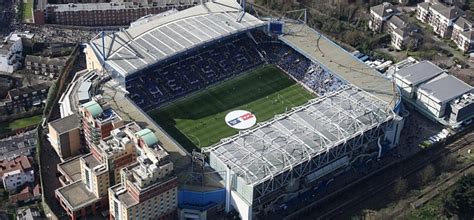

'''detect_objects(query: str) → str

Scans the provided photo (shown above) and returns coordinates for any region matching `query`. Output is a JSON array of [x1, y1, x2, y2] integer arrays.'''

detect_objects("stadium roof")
[[205, 87, 395, 186], [281, 23, 395, 107], [394, 60, 445, 86], [418, 73, 473, 104], [90, 0, 265, 77]]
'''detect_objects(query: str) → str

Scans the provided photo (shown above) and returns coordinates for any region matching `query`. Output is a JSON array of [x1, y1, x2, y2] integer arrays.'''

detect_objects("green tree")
[[343, 31, 366, 47], [391, 177, 408, 199], [417, 164, 435, 186], [444, 173, 474, 218]]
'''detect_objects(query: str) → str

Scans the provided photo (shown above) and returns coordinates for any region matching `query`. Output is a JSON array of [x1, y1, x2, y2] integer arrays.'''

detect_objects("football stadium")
[[149, 65, 315, 150], [86, 0, 404, 219]]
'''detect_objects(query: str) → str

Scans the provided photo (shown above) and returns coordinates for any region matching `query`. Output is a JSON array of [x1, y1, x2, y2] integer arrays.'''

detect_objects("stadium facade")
[[85, 0, 404, 219]]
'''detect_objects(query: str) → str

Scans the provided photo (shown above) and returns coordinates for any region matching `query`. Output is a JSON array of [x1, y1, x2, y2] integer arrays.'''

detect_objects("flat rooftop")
[[0, 129, 36, 160], [110, 185, 138, 208], [58, 156, 82, 182], [90, 0, 264, 77], [49, 0, 198, 12], [56, 181, 100, 211], [419, 73, 473, 103], [394, 60, 445, 86], [81, 153, 101, 169], [101, 80, 190, 174], [281, 23, 395, 107], [49, 114, 80, 134], [206, 87, 395, 186]]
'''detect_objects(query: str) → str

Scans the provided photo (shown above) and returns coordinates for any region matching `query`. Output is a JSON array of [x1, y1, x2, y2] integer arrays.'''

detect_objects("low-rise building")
[[58, 70, 99, 118], [9, 184, 41, 204], [25, 55, 67, 79], [416, 1, 464, 38], [0, 33, 28, 73], [449, 92, 474, 123], [387, 15, 421, 50], [0, 156, 34, 192], [369, 2, 399, 32], [416, 2, 431, 23], [369, 3, 419, 50], [16, 207, 44, 220], [45, 1, 197, 26], [47, 114, 82, 160], [0, 129, 37, 160], [394, 60, 445, 99], [394, 59, 474, 125], [416, 73, 473, 118], [0, 74, 20, 98], [451, 17, 474, 52], [0, 83, 50, 115]]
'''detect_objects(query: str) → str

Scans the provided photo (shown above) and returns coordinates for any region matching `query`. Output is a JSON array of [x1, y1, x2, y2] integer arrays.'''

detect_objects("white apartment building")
[[0, 32, 34, 73], [0, 156, 35, 192]]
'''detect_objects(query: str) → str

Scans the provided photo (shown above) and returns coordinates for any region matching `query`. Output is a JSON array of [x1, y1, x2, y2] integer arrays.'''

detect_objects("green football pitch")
[[148, 65, 315, 151]]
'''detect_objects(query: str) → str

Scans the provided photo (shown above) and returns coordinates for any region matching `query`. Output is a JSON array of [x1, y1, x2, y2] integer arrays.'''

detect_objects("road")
[[0, 0, 15, 36], [40, 134, 68, 220]]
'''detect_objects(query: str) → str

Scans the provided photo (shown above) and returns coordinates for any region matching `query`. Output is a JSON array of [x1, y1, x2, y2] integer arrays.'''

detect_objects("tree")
[[444, 173, 474, 218], [417, 164, 435, 186], [343, 30, 366, 47], [392, 177, 408, 199], [437, 154, 457, 172]]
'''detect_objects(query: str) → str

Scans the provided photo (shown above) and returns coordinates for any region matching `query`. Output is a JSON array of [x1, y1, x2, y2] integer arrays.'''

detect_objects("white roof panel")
[[90, 0, 265, 77], [281, 23, 395, 106], [206, 87, 395, 186]]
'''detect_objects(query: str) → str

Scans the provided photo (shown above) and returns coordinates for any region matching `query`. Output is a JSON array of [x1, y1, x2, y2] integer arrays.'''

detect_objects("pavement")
[[40, 132, 68, 220]]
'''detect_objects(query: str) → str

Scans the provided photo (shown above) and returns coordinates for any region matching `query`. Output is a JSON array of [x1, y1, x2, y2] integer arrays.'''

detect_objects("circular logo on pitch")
[[225, 110, 256, 130]]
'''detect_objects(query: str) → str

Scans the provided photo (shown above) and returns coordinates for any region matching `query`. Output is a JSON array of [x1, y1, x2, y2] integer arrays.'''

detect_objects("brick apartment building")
[[79, 100, 122, 148], [0, 83, 50, 115], [55, 122, 141, 220], [47, 114, 82, 160], [109, 128, 177, 220], [43, 0, 198, 26], [25, 55, 67, 79]]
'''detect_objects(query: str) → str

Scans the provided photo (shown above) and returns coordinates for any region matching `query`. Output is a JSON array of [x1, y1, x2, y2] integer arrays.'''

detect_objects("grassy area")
[[22, 0, 34, 22], [149, 65, 315, 150], [0, 115, 42, 134], [405, 194, 445, 220], [407, 49, 438, 60], [405, 183, 458, 220]]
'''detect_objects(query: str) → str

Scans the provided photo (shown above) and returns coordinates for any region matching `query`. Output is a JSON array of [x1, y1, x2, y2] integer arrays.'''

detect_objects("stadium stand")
[[126, 34, 263, 110], [126, 30, 345, 111]]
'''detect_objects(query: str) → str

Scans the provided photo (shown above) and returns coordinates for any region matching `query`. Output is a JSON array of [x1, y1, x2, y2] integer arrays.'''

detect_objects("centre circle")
[[225, 110, 257, 130]]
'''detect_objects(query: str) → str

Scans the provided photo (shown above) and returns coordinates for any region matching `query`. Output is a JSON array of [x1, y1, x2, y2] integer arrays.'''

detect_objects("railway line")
[[284, 131, 474, 220]]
